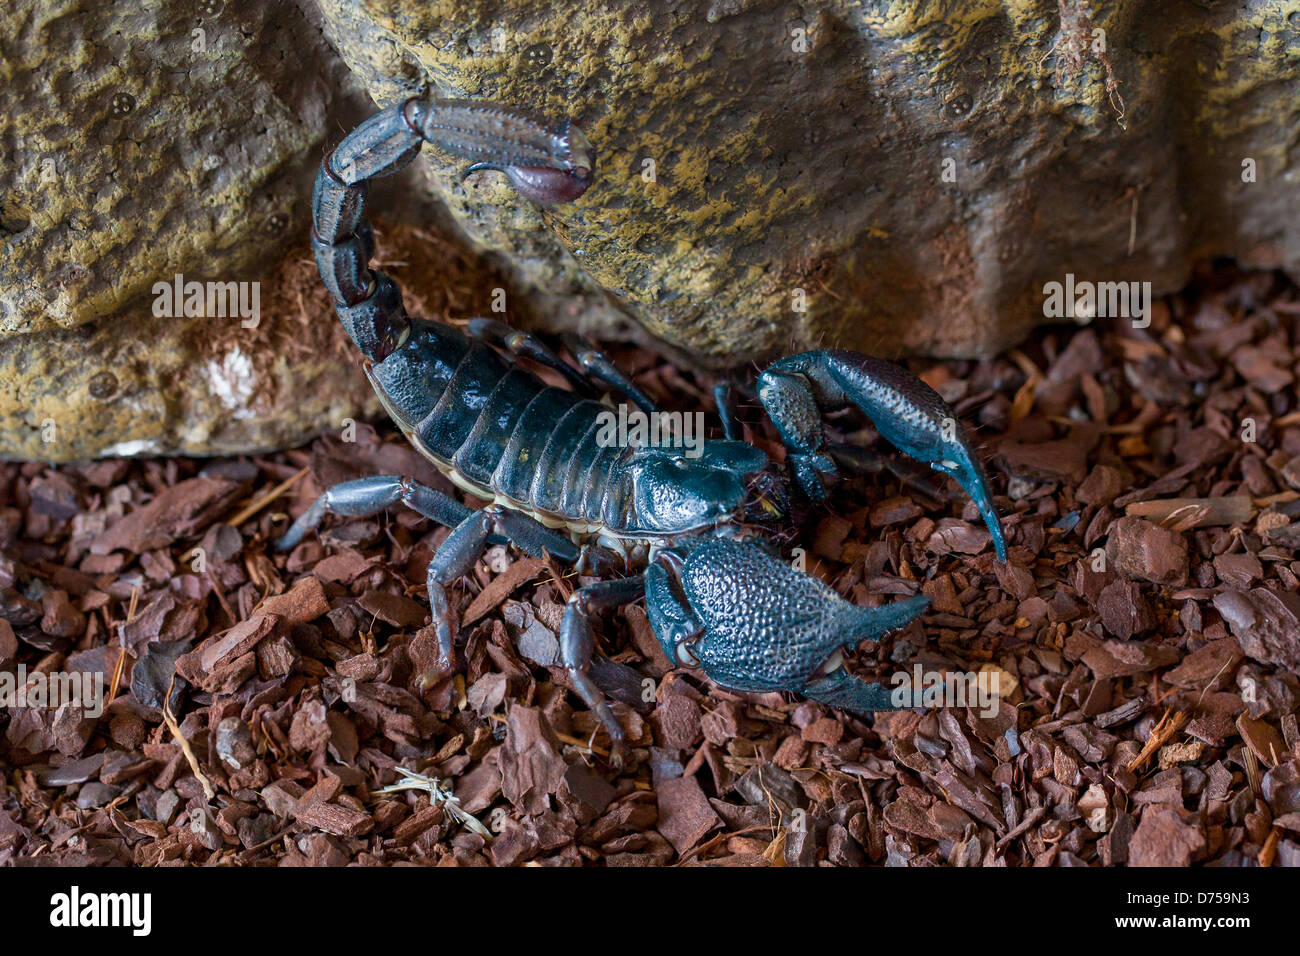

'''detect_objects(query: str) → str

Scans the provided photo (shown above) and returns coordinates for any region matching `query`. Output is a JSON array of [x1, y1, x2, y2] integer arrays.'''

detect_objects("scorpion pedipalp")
[[645, 537, 931, 711], [758, 349, 1009, 561]]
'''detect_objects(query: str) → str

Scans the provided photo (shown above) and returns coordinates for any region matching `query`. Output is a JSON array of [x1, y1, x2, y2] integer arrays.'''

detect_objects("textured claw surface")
[[676, 537, 929, 694], [802, 670, 902, 712]]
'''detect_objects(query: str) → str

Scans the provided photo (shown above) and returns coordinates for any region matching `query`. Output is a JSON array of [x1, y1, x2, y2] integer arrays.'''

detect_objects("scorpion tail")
[[410, 100, 595, 207], [461, 161, 507, 179]]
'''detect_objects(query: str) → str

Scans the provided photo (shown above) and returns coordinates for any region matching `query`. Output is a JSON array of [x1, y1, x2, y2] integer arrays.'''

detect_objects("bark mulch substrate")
[[3, 263, 1300, 868]]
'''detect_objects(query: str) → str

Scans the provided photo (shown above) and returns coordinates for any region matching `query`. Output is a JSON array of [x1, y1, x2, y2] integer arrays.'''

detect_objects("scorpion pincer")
[[279, 93, 1010, 766]]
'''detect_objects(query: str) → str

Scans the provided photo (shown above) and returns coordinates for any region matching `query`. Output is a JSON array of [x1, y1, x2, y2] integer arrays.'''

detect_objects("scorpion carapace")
[[281, 94, 1009, 765]]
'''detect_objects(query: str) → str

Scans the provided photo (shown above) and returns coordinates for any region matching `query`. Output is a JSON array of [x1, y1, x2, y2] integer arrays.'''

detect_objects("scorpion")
[[277, 95, 1009, 765]]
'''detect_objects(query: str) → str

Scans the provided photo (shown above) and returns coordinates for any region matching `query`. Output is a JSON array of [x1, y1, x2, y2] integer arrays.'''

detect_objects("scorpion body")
[[279, 95, 1010, 765], [361, 317, 772, 557]]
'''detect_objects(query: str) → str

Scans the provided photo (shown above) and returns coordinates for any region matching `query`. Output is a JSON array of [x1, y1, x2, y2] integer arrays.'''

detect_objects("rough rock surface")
[[2, 0, 1298, 459], [324, 0, 1300, 363], [0, 0, 376, 460]]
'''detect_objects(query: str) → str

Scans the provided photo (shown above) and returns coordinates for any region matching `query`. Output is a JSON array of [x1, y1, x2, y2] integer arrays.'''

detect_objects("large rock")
[[2, 0, 1298, 460], [1, 1, 329, 335], [322, 0, 1300, 363], [0, 0, 377, 460]]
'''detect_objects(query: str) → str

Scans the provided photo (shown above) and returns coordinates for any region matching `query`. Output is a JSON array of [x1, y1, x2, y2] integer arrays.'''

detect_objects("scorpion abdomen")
[[453, 367, 542, 486], [530, 399, 607, 512], [415, 342, 512, 461], [492, 386, 581, 501], [368, 323, 636, 534], [368, 318, 470, 422]]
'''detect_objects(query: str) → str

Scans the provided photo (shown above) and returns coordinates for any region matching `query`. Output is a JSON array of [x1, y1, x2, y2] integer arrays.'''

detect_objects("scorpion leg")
[[561, 333, 659, 415], [559, 575, 646, 768], [467, 319, 656, 414], [466, 317, 592, 394], [757, 350, 1007, 561], [418, 504, 580, 690], [274, 476, 474, 552], [275, 479, 582, 691]]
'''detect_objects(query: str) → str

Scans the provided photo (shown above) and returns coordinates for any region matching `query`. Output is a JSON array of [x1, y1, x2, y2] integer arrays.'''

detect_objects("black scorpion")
[[277, 96, 1009, 765]]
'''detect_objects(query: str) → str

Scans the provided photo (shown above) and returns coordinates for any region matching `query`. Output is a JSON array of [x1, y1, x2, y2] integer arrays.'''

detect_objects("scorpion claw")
[[788, 451, 838, 503], [759, 350, 1008, 561], [650, 539, 930, 715], [802, 670, 905, 712]]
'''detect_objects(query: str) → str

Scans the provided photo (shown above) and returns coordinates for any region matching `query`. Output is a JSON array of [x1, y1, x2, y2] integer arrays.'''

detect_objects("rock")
[[76, 782, 122, 810], [1129, 806, 1205, 867], [2, 2, 317, 335], [4, 0, 1300, 459], [1105, 516, 1189, 586], [35, 753, 105, 787], [321, 0, 1300, 370], [215, 717, 258, 770], [0, 0, 394, 460], [1213, 588, 1300, 670], [288, 699, 332, 754]]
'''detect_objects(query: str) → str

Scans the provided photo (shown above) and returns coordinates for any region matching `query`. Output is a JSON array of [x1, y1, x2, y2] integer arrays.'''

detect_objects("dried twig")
[[371, 767, 493, 840], [162, 675, 215, 800], [227, 466, 309, 527], [107, 585, 141, 704], [1126, 709, 1188, 773]]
